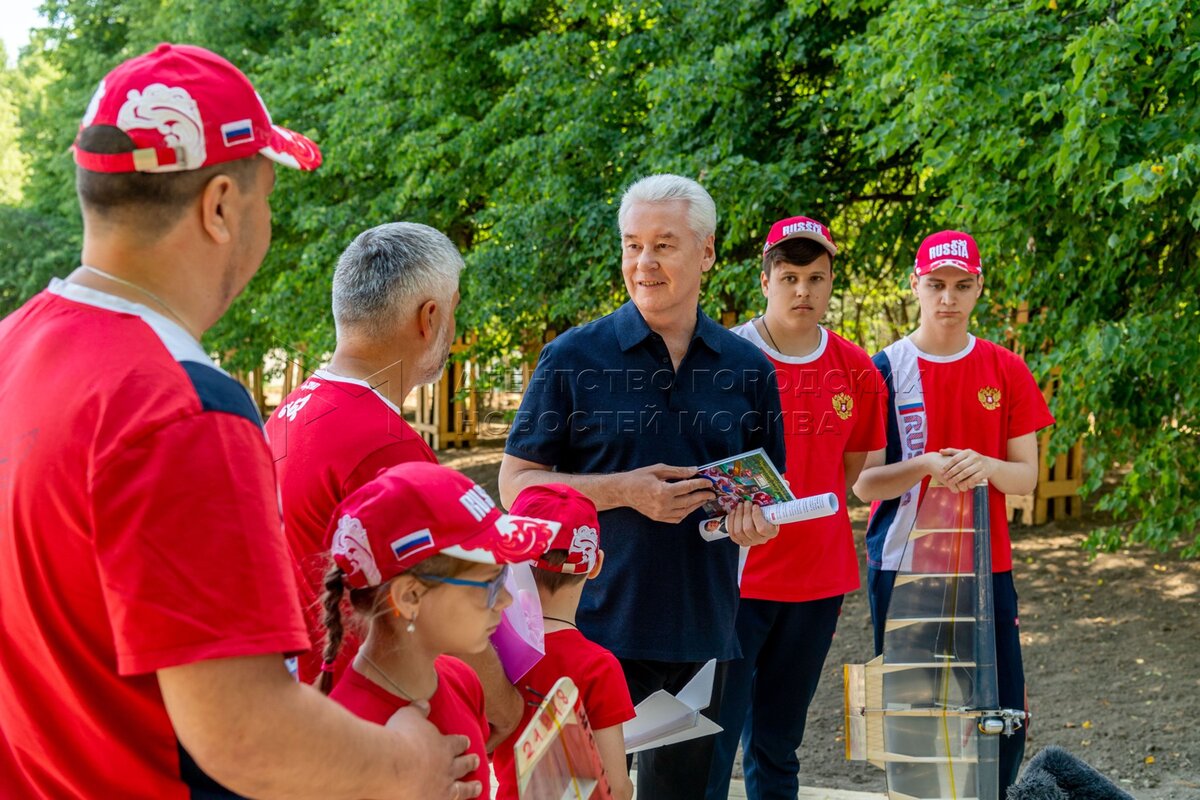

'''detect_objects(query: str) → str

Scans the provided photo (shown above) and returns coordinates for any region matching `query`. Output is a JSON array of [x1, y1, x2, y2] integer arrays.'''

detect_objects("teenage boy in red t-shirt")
[[492, 485, 636, 800], [854, 230, 1055, 795], [706, 217, 887, 800]]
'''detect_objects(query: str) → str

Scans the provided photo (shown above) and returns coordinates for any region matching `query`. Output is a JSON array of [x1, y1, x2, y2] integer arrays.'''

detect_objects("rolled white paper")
[[699, 492, 840, 541]]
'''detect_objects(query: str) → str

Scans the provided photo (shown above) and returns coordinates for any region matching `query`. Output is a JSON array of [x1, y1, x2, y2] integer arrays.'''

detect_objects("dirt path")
[[440, 444, 1200, 799]]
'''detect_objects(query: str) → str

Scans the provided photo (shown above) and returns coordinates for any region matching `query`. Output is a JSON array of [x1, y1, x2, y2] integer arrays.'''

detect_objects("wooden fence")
[[1005, 367, 1084, 525], [413, 338, 478, 450], [234, 304, 1082, 521]]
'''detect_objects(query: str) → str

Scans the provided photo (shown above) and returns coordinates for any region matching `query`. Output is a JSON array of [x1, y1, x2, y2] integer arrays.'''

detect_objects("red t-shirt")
[[0, 283, 307, 799], [330, 656, 490, 793], [866, 336, 1056, 572], [265, 369, 437, 685], [491, 628, 636, 800], [731, 324, 888, 601]]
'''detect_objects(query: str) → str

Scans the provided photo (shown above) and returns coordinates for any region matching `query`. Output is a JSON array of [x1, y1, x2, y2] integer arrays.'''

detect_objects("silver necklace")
[[358, 652, 435, 702], [78, 265, 199, 341]]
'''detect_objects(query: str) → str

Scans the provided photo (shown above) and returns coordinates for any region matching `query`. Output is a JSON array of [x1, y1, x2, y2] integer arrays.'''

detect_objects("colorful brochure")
[[696, 447, 794, 518]]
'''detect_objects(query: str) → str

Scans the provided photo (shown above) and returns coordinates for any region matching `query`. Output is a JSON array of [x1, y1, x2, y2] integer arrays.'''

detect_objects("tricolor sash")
[[880, 337, 928, 569]]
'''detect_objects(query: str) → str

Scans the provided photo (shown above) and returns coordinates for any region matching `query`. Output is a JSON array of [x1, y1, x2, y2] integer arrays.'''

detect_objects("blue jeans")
[[868, 568, 1027, 796], [705, 595, 843, 800]]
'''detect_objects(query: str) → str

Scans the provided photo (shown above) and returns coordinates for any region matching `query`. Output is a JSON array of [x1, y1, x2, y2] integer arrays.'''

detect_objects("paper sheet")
[[623, 659, 723, 754]]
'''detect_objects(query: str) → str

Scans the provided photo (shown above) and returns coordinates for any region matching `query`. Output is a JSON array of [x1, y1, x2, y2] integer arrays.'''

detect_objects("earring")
[[406, 611, 417, 634]]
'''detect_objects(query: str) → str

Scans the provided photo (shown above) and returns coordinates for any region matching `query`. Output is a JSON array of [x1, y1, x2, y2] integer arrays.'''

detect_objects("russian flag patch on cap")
[[220, 118, 255, 147], [391, 529, 435, 560]]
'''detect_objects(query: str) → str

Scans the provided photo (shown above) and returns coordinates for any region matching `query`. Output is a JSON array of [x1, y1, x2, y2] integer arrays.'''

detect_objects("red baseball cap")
[[327, 463, 559, 590], [914, 230, 982, 276], [73, 43, 321, 174], [763, 215, 838, 257], [509, 484, 601, 575]]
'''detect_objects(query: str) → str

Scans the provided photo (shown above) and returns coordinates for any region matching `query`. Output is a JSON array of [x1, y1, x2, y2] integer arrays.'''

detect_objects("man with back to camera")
[[267, 222, 524, 742], [706, 216, 887, 800], [499, 173, 786, 799], [0, 44, 480, 799], [854, 230, 1055, 796]]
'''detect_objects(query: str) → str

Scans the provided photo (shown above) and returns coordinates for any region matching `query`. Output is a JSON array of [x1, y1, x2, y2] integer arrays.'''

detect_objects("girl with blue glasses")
[[316, 462, 559, 797]]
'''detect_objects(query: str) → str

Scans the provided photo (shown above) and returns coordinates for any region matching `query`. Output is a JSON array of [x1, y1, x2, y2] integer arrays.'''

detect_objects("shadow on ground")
[[440, 445, 1200, 800]]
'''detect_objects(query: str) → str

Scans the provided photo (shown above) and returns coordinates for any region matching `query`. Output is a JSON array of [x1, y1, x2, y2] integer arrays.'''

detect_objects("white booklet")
[[623, 659, 723, 754]]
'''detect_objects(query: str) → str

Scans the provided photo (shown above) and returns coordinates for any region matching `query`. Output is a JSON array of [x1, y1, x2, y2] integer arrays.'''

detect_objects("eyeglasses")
[[412, 564, 510, 608]]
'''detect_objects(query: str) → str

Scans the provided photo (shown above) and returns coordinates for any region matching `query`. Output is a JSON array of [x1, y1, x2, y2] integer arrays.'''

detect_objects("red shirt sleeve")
[[847, 357, 888, 453], [1004, 351, 1056, 439], [580, 649, 636, 731], [92, 412, 307, 675]]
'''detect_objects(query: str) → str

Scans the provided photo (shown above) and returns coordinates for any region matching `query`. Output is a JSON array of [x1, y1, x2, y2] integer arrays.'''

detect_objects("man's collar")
[[692, 308, 725, 354], [614, 301, 723, 354]]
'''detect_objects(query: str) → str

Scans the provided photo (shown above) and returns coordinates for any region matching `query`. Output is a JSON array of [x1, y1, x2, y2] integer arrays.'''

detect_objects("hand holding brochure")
[[623, 659, 723, 754], [698, 492, 840, 541], [695, 447, 793, 518]]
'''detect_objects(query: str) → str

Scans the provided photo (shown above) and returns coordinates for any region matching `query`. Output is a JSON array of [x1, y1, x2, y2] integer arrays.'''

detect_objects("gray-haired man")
[[267, 222, 522, 741], [500, 175, 786, 799]]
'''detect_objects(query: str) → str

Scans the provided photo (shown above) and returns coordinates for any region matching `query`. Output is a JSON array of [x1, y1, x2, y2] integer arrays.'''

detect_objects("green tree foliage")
[[3, 0, 1197, 553], [0, 46, 30, 205], [839, 0, 1200, 554]]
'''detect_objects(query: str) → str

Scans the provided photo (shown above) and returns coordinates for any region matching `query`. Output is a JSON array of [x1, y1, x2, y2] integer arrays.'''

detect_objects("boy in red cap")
[[855, 230, 1055, 795], [318, 462, 561, 797], [707, 216, 887, 800], [491, 484, 636, 800]]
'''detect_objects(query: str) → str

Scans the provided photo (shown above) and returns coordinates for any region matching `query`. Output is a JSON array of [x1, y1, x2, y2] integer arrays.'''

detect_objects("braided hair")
[[316, 563, 350, 695], [316, 554, 477, 694]]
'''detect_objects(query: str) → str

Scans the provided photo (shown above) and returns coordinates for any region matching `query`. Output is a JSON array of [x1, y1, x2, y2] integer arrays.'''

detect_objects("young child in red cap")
[[491, 484, 635, 800], [317, 462, 559, 795]]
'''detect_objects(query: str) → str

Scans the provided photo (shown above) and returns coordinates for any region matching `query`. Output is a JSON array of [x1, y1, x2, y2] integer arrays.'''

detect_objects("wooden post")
[[281, 343, 308, 400], [520, 329, 558, 393], [1006, 366, 1084, 525], [230, 362, 268, 419], [413, 337, 478, 451], [251, 365, 266, 417]]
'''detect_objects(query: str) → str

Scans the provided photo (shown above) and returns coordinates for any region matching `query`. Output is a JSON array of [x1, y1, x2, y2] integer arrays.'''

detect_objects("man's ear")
[[199, 175, 237, 245], [909, 272, 920, 295], [759, 269, 769, 298], [976, 275, 985, 298], [700, 234, 716, 273], [417, 298, 438, 341], [587, 549, 605, 580]]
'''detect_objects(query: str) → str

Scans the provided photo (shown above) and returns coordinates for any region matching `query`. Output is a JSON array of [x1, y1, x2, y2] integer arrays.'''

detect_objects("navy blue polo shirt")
[[505, 301, 785, 662]]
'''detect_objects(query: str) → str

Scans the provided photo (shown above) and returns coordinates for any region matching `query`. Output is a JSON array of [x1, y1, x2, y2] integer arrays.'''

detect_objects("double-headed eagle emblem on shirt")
[[832, 392, 854, 421]]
